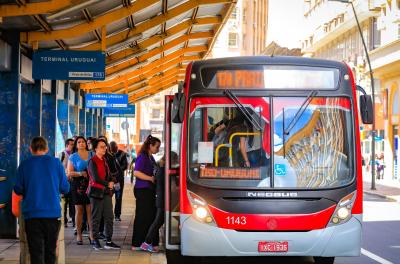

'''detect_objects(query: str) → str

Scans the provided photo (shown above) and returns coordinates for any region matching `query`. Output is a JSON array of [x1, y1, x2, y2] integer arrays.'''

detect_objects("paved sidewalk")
[[0, 177, 167, 264], [363, 180, 400, 202], [362, 166, 400, 202]]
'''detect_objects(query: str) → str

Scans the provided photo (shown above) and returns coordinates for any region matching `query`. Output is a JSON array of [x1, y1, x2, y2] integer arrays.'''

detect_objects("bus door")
[[164, 95, 182, 250]]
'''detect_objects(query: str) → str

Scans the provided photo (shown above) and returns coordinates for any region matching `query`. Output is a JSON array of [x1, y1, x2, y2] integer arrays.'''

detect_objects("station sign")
[[86, 94, 128, 108], [104, 104, 135, 117], [32, 50, 105, 80]]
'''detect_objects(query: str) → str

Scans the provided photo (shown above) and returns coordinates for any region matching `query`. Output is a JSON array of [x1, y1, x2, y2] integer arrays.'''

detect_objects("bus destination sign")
[[216, 70, 264, 89]]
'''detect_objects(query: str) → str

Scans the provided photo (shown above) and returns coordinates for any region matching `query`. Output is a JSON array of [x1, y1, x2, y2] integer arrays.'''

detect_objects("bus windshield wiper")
[[223, 90, 262, 131], [284, 90, 318, 136]]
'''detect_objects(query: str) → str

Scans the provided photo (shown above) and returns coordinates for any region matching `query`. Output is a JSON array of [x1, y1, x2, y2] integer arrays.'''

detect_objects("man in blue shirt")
[[14, 137, 70, 264]]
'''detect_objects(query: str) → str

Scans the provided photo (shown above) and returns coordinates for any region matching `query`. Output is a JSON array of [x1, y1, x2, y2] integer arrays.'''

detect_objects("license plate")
[[258, 241, 288, 252]]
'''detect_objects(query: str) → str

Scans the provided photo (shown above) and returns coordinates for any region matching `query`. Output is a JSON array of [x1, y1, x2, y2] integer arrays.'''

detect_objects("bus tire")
[[313, 257, 335, 264], [166, 249, 184, 264]]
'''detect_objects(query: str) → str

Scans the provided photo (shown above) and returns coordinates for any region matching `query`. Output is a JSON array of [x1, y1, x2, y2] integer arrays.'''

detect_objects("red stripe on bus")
[[208, 204, 336, 231], [345, 63, 363, 214], [181, 62, 194, 214]]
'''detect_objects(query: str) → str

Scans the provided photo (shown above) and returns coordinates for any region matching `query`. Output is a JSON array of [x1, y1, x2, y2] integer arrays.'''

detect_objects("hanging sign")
[[33, 50, 105, 80], [86, 94, 128, 108]]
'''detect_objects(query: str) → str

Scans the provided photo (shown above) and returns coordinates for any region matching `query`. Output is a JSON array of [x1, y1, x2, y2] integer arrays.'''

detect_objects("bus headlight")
[[328, 191, 356, 226], [195, 207, 208, 219], [188, 191, 216, 225], [337, 207, 350, 220]]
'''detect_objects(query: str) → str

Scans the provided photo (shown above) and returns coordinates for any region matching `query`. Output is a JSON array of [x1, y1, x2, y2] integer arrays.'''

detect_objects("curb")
[[363, 190, 398, 202]]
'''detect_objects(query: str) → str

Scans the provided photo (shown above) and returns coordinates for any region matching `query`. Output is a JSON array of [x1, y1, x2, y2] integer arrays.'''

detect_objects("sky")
[[266, 0, 305, 49]]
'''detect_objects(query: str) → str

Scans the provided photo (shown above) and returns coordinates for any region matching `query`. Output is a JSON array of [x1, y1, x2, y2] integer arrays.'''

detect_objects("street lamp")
[[328, 0, 376, 190]]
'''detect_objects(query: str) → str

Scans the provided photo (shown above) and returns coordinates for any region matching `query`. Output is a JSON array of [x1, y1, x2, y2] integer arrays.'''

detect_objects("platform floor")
[[0, 177, 167, 264]]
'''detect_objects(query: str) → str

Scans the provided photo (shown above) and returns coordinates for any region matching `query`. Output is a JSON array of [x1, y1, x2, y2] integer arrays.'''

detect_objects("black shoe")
[[92, 239, 102, 250], [104, 241, 121, 250]]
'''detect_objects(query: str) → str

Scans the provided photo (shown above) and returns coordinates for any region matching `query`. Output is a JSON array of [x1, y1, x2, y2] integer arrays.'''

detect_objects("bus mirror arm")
[[357, 85, 373, 125]]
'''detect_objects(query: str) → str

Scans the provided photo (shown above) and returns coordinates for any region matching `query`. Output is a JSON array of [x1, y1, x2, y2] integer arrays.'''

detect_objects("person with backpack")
[[59, 138, 75, 228]]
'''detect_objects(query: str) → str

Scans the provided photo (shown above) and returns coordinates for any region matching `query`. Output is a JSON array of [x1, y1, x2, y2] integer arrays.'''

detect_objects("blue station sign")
[[86, 94, 128, 108], [32, 50, 105, 80], [104, 104, 136, 117]]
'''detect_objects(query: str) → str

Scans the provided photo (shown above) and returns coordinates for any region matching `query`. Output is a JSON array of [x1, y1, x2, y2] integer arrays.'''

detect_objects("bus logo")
[[246, 192, 298, 198], [274, 164, 286, 176]]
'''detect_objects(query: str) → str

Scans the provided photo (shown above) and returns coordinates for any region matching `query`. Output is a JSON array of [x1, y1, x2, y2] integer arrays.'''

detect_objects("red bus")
[[163, 56, 373, 264]]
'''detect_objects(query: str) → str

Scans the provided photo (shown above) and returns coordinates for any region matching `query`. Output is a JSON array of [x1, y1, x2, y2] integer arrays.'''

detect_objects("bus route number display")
[[216, 70, 264, 89], [199, 166, 260, 179]]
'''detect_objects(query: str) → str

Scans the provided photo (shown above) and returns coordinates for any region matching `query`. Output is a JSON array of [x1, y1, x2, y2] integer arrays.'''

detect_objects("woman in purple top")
[[131, 135, 161, 251]]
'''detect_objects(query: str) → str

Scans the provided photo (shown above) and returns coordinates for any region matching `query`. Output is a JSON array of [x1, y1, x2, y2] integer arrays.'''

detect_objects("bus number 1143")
[[226, 216, 247, 225]]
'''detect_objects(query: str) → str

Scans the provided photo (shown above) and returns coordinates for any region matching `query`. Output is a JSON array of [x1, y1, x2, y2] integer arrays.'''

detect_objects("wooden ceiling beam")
[[20, 0, 159, 43]]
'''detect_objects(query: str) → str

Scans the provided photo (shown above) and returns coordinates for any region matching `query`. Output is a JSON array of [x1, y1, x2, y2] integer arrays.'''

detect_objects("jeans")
[[25, 218, 61, 264]]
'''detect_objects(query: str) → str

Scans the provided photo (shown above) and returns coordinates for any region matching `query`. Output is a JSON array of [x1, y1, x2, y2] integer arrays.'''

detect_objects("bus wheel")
[[166, 249, 183, 264], [313, 257, 335, 264]]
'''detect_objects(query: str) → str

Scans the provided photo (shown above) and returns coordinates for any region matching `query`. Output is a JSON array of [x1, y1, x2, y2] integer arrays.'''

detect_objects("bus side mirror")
[[359, 94, 373, 124], [172, 82, 186, 123]]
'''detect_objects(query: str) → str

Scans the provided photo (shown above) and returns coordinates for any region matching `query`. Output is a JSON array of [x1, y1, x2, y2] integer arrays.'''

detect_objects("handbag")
[[88, 185, 104, 199]]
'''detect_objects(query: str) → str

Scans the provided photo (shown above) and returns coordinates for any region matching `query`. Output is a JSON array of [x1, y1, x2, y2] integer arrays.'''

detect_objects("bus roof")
[[192, 56, 346, 68]]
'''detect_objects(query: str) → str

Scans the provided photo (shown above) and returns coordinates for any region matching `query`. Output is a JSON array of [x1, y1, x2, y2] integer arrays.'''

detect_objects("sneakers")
[[92, 240, 102, 251], [140, 242, 158, 253], [115, 216, 121, 221], [104, 241, 121, 250]]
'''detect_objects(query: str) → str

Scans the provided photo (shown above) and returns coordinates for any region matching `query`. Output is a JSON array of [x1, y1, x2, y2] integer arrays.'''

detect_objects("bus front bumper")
[[180, 214, 362, 257]]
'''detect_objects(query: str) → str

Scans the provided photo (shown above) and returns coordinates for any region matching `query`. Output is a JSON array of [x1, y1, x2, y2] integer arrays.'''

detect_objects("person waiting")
[[88, 139, 120, 250], [67, 136, 94, 245], [131, 135, 161, 251]]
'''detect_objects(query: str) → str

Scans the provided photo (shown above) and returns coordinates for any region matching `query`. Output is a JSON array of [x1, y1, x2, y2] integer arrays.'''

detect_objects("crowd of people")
[[14, 133, 164, 263]]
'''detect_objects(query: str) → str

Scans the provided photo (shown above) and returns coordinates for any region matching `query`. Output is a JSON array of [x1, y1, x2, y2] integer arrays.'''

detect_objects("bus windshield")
[[188, 96, 354, 189]]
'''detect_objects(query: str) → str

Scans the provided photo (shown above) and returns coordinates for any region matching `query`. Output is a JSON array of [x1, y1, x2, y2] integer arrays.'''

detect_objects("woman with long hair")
[[67, 136, 94, 245], [131, 135, 161, 251]]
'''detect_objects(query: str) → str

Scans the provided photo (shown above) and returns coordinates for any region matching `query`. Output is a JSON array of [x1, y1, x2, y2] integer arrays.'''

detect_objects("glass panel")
[[170, 112, 182, 169], [273, 97, 353, 188], [189, 97, 271, 188]]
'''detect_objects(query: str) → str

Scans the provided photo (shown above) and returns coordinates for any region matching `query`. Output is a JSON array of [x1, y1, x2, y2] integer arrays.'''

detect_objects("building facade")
[[302, 0, 400, 182], [209, 0, 268, 58]]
